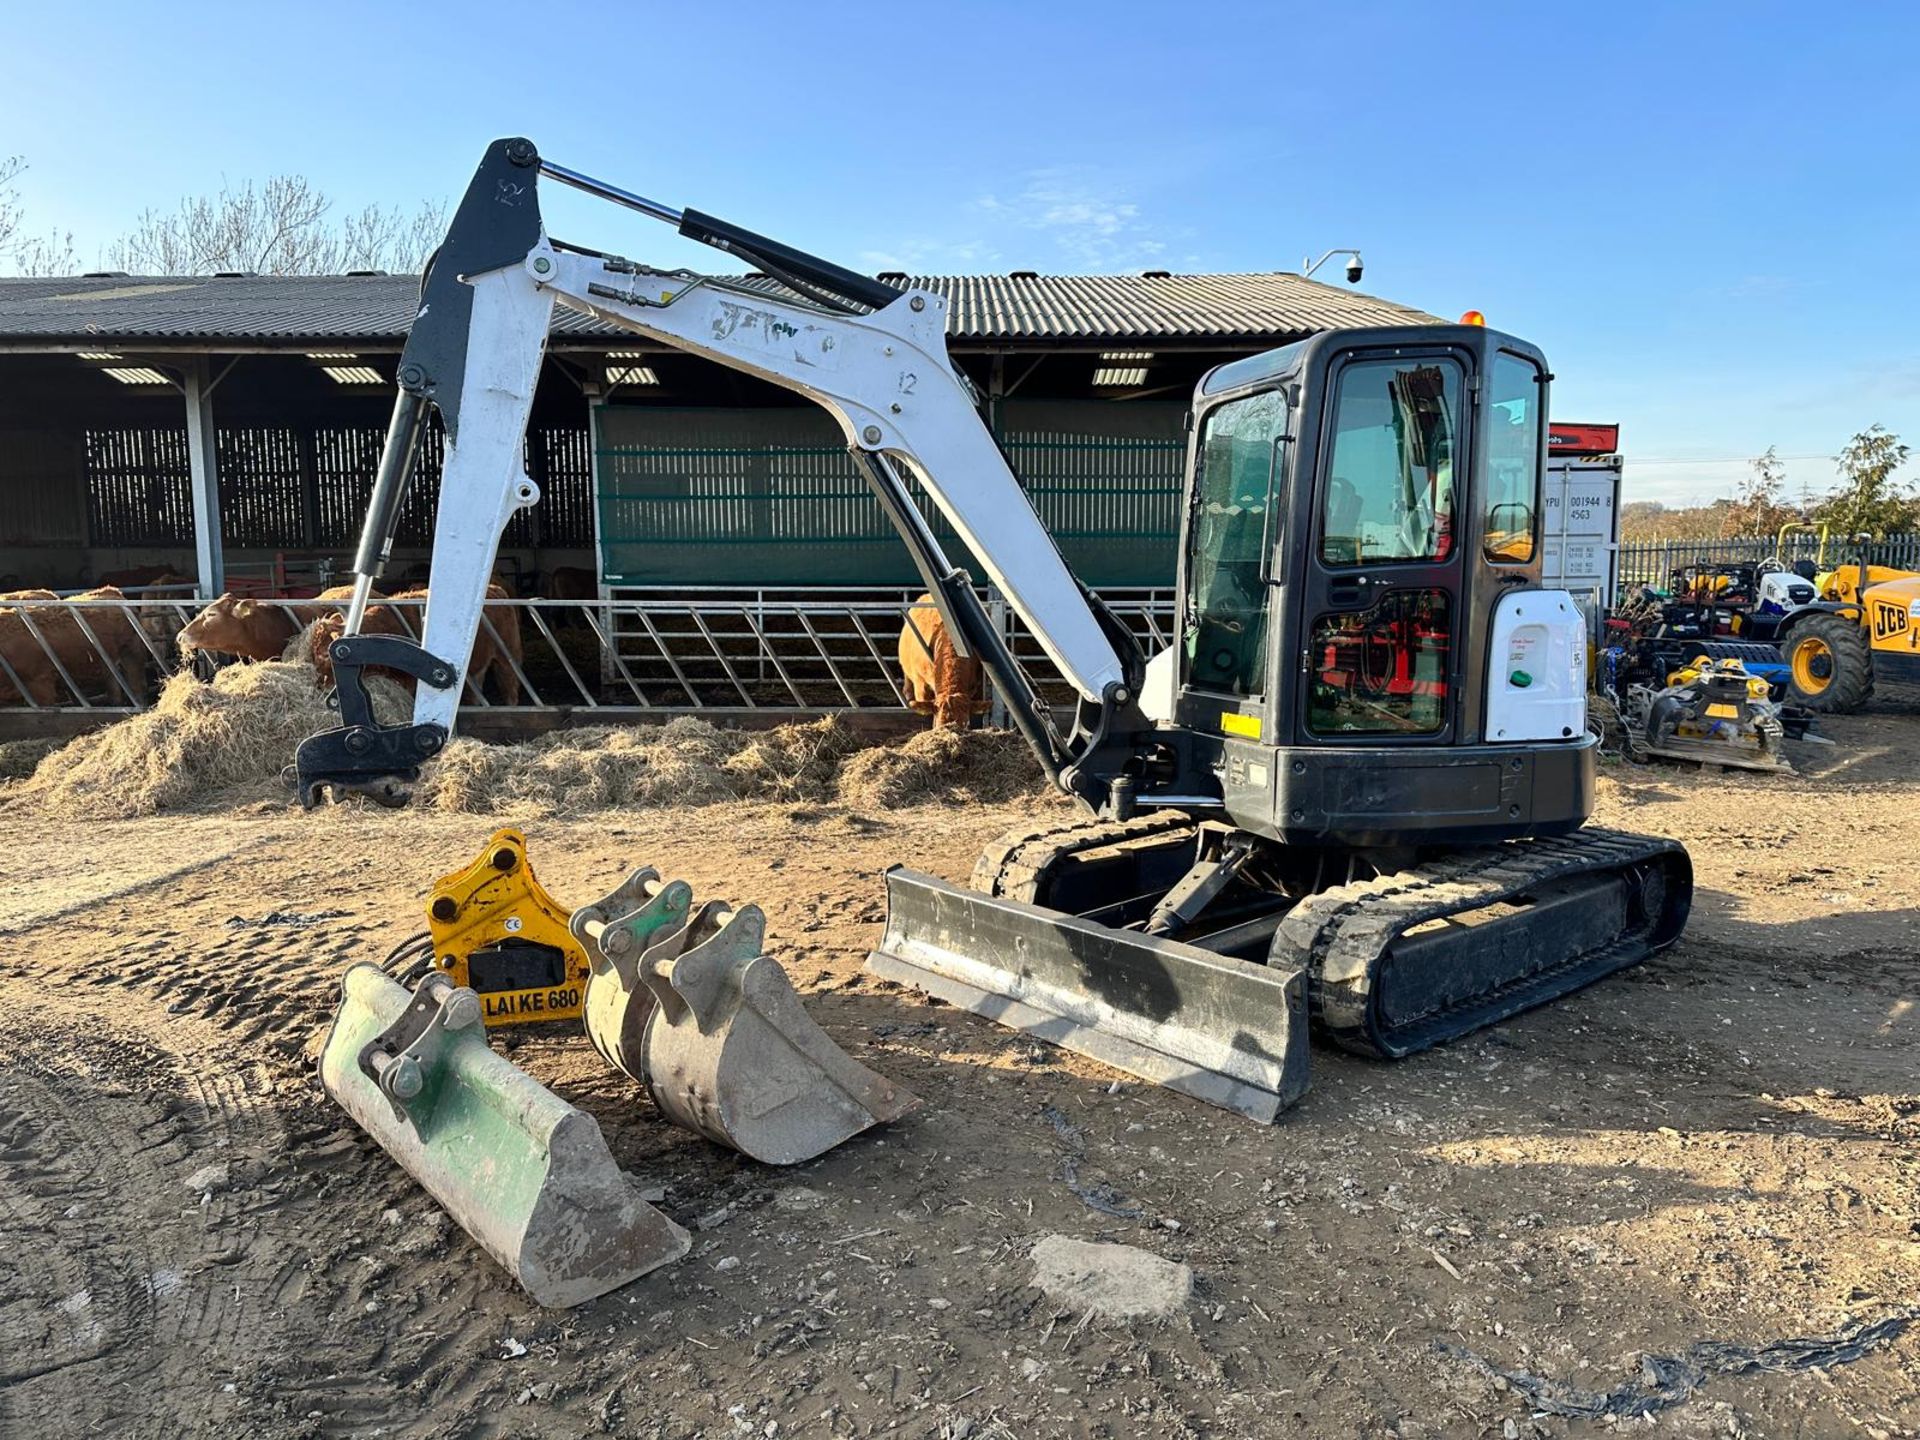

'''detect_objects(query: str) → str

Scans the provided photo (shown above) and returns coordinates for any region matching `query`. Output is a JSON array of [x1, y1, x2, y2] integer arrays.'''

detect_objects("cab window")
[[1183, 387, 1285, 697], [1308, 589, 1451, 735], [1321, 358, 1461, 566], [1484, 352, 1542, 563]]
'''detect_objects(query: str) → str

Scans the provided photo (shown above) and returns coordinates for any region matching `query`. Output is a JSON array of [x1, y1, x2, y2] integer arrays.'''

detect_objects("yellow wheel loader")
[[298, 138, 1693, 1131]]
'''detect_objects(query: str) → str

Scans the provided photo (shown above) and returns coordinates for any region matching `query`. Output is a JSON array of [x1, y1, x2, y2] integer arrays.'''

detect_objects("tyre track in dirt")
[[0, 1012, 283, 1435], [0, 854, 526, 1435]]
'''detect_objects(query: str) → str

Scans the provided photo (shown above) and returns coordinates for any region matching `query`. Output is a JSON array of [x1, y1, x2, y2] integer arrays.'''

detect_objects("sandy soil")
[[1, 714, 1917, 1439]]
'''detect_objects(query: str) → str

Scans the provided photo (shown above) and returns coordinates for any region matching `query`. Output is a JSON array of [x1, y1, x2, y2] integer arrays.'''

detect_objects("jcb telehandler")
[[298, 139, 1692, 1123], [1775, 528, 1920, 712]]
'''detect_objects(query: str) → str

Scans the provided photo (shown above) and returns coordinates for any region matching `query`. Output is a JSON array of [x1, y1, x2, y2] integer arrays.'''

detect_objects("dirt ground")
[[2, 711, 1917, 1440]]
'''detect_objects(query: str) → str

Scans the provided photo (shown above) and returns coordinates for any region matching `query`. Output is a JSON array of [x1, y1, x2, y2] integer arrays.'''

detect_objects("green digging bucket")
[[319, 963, 690, 1307], [865, 868, 1312, 1123]]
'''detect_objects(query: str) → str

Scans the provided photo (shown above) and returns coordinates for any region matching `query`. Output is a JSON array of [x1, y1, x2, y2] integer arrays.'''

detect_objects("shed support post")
[[183, 356, 224, 599], [297, 425, 322, 550]]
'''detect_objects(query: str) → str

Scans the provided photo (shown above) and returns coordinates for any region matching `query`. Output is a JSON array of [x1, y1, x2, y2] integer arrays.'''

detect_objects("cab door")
[[1296, 349, 1470, 744], [1174, 385, 1288, 742]]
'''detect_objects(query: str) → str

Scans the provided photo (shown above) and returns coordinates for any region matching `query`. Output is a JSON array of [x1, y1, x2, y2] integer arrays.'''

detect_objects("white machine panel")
[[1484, 589, 1588, 742], [1541, 455, 1623, 641], [1140, 644, 1176, 724]]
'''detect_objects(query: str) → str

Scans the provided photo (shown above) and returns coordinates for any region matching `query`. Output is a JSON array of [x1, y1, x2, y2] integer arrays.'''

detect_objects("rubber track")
[[974, 817, 1689, 1063], [1274, 827, 1690, 1059], [972, 811, 1200, 904]]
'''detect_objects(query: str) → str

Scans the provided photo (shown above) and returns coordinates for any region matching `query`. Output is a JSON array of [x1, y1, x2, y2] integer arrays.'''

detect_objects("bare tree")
[[1720, 445, 1801, 538], [0, 156, 21, 256], [107, 176, 445, 275], [337, 199, 448, 273], [0, 156, 76, 276]]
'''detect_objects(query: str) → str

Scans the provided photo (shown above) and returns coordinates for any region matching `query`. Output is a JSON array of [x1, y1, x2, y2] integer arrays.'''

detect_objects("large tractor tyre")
[[1783, 613, 1874, 713]]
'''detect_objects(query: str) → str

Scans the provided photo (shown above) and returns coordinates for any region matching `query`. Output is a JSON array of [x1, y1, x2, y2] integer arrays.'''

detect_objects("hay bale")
[[835, 727, 1044, 809], [5, 660, 407, 818], [6, 677, 1048, 820], [725, 718, 862, 802], [0, 738, 57, 782], [415, 716, 862, 817]]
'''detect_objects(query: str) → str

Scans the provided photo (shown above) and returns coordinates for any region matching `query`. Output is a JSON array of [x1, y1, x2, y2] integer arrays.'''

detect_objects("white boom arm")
[[408, 238, 1129, 737]]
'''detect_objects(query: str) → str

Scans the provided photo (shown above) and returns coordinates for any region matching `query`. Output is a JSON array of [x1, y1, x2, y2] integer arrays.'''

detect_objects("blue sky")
[[3, 0, 1914, 507]]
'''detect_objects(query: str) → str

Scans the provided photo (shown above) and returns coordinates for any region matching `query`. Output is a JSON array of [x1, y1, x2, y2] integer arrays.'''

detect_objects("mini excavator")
[[300, 138, 1693, 1125]]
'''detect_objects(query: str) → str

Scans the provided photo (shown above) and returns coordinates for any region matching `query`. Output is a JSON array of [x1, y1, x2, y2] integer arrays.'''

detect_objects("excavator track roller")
[[1276, 828, 1693, 1059], [318, 963, 690, 1307]]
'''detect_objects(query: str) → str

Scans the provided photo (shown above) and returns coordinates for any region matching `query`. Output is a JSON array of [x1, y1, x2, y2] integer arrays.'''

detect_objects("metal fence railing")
[[0, 589, 1179, 718], [1616, 532, 1920, 591], [15, 538, 1920, 719]]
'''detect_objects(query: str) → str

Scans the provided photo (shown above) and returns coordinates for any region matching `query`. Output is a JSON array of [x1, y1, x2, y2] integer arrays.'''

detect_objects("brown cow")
[[177, 587, 366, 662], [899, 594, 986, 730], [308, 584, 523, 703], [95, 564, 191, 591], [0, 587, 150, 705], [539, 565, 598, 600]]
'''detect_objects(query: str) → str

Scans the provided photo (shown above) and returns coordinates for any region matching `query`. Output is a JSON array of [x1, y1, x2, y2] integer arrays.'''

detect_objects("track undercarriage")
[[869, 813, 1693, 1121]]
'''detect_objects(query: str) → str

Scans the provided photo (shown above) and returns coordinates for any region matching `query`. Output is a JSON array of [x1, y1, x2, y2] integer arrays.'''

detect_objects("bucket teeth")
[[320, 963, 690, 1308], [576, 884, 919, 1165]]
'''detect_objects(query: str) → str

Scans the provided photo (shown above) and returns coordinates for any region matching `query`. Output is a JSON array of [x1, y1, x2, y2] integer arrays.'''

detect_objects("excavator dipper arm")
[[296, 138, 1144, 807]]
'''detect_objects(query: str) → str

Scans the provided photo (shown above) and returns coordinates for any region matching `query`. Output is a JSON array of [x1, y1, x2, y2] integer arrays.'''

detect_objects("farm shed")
[[0, 269, 1436, 599]]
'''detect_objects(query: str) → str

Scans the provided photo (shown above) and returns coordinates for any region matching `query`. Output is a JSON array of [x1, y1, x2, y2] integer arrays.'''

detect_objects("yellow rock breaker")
[[412, 829, 590, 1026], [1626, 655, 1791, 773], [320, 830, 918, 1307]]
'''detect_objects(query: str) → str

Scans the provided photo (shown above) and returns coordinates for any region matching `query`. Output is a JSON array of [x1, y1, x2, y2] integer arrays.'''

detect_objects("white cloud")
[[846, 168, 1184, 277], [854, 237, 1000, 273], [971, 169, 1180, 271]]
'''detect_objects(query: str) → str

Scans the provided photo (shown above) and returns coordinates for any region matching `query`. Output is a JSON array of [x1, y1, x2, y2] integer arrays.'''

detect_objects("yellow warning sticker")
[[1219, 711, 1261, 739], [1704, 703, 1738, 719]]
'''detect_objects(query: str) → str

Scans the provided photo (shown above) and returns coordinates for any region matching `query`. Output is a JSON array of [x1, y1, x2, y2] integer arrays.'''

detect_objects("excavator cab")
[[1167, 325, 1592, 848], [879, 326, 1686, 1119]]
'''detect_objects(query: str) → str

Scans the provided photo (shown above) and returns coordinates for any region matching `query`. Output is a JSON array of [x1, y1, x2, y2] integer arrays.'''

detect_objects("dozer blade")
[[573, 869, 695, 1080], [866, 868, 1311, 1124], [319, 963, 690, 1307], [638, 899, 920, 1165]]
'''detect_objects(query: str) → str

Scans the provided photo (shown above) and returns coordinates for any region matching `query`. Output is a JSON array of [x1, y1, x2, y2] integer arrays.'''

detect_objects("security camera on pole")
[[1302, 247, 1364, 284]]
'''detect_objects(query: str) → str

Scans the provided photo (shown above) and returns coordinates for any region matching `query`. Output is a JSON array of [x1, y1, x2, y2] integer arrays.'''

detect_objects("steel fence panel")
[[1615, 533, 1920, 595], [0, 590, 1182, 718]]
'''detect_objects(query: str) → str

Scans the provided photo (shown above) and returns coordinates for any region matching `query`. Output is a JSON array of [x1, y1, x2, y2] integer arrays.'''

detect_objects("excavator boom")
[[296, 137, 1143, 808]]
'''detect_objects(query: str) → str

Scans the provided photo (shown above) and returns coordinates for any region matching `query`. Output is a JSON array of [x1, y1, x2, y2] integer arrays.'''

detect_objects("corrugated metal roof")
[[0, 270, 1437, 349]]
